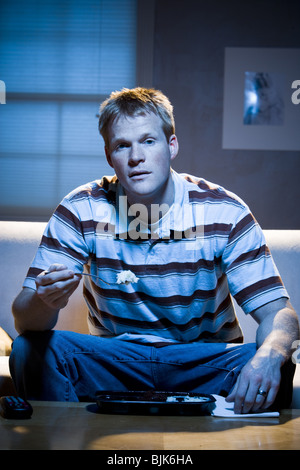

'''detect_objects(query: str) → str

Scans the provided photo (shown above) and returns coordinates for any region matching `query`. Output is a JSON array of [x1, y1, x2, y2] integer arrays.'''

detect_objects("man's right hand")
[[35, 264, 82, 310]]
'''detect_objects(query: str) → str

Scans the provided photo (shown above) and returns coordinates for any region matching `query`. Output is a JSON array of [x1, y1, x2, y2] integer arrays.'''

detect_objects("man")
[[10, 87, 299, 413]]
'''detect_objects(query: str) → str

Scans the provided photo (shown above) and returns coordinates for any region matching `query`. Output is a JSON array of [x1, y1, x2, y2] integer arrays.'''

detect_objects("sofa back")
[[0, 221, 299, 342], [235, 230, 300, 342], [0, 221, 88, 338]]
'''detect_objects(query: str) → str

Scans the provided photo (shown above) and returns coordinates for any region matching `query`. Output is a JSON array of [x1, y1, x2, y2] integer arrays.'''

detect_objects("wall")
[[152, 0, 300, 228]]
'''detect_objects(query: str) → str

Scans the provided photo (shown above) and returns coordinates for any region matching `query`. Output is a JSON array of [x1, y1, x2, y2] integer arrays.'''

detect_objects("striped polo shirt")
[[24, 170, 288, 345]]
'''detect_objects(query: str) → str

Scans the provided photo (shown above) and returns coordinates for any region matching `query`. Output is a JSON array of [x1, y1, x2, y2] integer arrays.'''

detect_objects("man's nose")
[[128, 144, 145, 165]]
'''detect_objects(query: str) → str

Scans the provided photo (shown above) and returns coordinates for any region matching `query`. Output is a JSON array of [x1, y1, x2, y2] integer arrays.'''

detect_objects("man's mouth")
[[129, 170, 151, 179]]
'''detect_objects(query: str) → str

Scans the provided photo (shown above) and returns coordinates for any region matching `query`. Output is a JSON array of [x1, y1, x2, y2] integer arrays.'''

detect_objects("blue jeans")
[[9, 330, 257, 402]]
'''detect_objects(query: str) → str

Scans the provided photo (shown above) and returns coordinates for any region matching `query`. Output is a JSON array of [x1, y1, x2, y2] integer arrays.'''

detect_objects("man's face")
[[105, 112, 178, 208]]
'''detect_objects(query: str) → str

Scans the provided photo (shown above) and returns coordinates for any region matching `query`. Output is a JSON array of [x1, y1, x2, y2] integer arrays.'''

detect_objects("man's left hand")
[[225, 347, 282, 413]]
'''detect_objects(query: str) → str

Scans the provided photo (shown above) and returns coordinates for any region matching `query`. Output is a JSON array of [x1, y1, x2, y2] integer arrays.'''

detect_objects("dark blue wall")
[[153, 0, 300, 228]]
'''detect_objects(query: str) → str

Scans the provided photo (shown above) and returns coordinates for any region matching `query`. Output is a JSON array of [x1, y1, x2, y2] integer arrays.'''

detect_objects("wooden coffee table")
[[1, 401, 300, 450]]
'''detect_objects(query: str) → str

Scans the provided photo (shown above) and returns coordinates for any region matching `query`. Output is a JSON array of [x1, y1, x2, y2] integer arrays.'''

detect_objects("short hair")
[[98, 87, 175, 146]]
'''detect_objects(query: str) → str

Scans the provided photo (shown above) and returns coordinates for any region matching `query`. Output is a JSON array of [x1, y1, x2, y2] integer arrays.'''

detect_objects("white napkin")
[[211, 394, 279, 418]]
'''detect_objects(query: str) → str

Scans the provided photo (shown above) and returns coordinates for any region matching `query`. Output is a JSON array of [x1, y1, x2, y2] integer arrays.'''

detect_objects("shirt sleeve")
[[23, 198, 90, 290], [222, 206, 289, 314]]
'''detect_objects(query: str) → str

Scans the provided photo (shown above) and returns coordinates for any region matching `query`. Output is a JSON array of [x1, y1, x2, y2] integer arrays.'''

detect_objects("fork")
[[44, 270, 115, 286], [75, 272, 115, 285]]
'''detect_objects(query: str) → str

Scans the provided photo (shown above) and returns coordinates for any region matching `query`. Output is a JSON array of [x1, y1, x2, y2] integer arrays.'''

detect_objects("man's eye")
[[116, 143, 128, 150], [145, 139, 154, 145]]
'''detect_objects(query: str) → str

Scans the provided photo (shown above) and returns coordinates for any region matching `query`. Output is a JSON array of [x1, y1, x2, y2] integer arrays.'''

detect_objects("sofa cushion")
[[0, 327, 12, 356]]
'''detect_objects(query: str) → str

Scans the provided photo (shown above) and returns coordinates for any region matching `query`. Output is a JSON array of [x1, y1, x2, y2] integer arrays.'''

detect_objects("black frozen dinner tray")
[[95, 391, 216, 416]]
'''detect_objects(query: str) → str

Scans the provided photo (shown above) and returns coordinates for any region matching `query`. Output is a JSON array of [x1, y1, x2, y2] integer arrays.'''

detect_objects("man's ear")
[[105, 146, 114, 168], [169, 134, 179, 162]]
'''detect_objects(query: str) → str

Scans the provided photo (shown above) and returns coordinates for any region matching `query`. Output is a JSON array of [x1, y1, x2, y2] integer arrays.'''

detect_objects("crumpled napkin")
[[211, 394, 279, 418]]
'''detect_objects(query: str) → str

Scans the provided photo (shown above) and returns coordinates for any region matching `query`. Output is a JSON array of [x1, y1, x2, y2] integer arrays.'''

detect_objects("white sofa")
[[0, 221, 299, 406]]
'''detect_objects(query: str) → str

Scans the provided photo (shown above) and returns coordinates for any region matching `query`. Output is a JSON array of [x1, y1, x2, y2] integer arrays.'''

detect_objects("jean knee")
[[10, 330, 54, 369], [10, 333, 33, 363]]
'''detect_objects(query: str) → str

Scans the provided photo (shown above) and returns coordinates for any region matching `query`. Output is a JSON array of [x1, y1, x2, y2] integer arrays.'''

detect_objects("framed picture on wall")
[[222, 47, 300, 150]]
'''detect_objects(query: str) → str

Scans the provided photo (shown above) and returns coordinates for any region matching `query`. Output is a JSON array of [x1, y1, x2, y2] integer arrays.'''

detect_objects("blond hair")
[[98, 87, 175, 145]]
